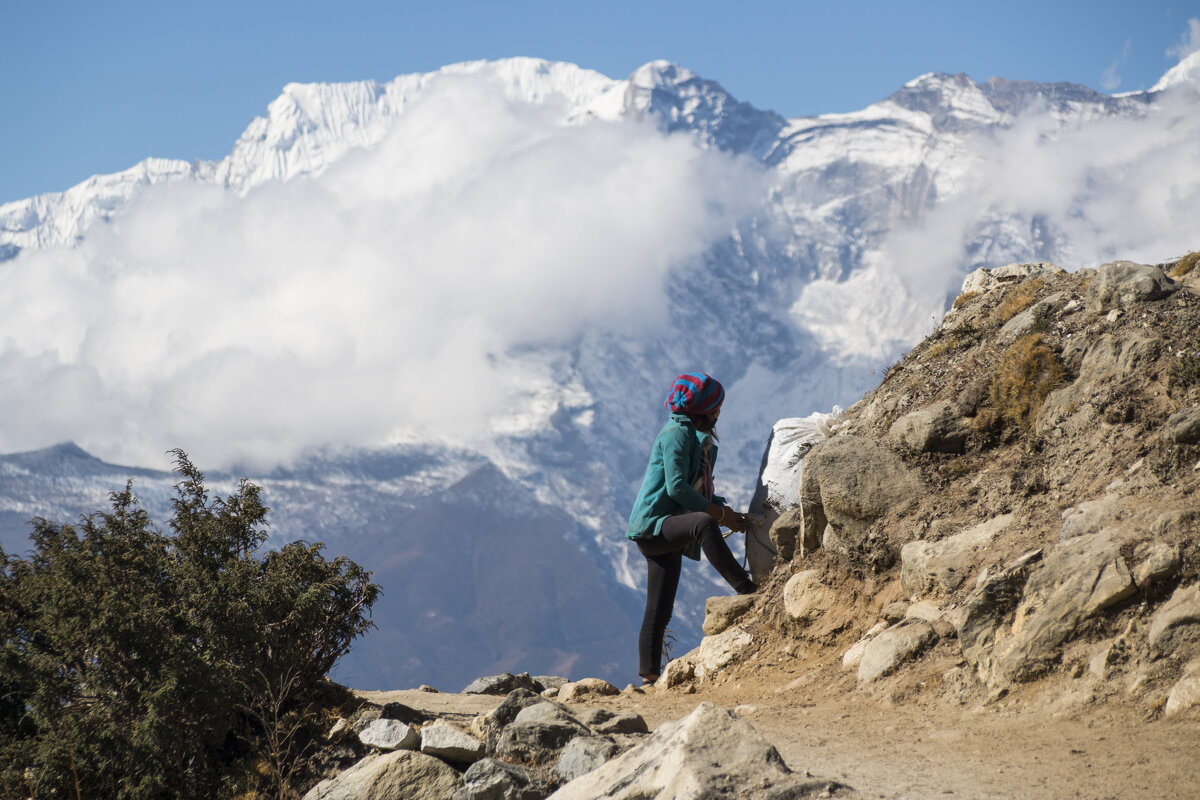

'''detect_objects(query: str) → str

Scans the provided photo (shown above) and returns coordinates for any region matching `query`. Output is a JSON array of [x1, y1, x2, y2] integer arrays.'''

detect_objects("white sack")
[[759, 406, 845, 510]]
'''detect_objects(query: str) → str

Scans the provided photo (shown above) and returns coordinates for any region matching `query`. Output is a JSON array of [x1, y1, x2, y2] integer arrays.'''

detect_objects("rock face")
[[901, 514, 1014, 597], [888, 400, 968, 454], [960, 262, 1062, 294], [302, 750, 462, 800], [800, 435, 923, 560], [547, 703, 806, 800], [1036, 333, 1163, 435], [967, 532, 1137, 686], [1085, 261, 1178, 312], [702, 594, 756, 635]]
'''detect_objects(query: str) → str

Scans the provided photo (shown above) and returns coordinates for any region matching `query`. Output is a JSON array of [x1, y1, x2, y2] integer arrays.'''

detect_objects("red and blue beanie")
[[664, 373, 724, 415]]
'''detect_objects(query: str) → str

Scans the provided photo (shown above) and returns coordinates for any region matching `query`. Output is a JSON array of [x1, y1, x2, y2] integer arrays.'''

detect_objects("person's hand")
[[723, 508, 749, 533]]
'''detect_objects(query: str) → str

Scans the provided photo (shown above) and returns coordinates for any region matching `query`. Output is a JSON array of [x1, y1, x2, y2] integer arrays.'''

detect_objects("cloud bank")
[[0, 73, 765, 469], [792, 87, 1200, 363]]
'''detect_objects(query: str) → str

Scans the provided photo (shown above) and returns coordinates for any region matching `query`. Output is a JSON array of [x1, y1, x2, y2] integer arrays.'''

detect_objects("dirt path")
[[359, 683, 1200, 799]]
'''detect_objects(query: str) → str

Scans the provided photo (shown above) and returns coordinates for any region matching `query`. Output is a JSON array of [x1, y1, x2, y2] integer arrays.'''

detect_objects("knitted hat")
[[664, 373, 724, 415]]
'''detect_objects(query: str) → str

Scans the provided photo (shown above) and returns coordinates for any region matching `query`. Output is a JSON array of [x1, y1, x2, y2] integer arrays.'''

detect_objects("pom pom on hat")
[[664, 373, 724, 415]]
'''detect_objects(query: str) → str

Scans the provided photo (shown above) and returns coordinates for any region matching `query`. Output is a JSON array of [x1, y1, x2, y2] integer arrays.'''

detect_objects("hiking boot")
[[735, 579, 758, 595]]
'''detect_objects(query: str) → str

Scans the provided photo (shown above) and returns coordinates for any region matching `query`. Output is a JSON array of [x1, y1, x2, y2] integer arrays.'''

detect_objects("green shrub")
[[0, 451, 378, 800]]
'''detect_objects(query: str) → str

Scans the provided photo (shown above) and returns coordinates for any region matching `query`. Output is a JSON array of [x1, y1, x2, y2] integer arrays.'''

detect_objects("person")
[[625, 372, 758, 685]]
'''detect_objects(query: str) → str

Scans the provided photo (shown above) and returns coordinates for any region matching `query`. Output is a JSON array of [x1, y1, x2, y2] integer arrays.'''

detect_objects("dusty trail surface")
[[358, 684, 1200, 799]]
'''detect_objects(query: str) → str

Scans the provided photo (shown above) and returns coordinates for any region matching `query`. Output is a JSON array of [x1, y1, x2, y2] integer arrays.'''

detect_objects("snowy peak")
[[1152, 49, 1200, 93], [624, 60, 787, 158]]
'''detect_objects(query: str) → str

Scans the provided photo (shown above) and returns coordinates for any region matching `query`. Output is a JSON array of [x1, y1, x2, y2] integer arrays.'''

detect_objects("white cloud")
[[1167, 17, 1200, 60], [0, 73, 766, 469], [1101, 40, 1133, 91]]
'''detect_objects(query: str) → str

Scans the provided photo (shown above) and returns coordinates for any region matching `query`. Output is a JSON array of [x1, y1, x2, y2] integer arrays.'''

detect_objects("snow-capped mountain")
[[2, 56, 1197, 688]]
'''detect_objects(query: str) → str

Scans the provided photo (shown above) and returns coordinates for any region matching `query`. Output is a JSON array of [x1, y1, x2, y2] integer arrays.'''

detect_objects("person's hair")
[[688, 412, 719, 439]]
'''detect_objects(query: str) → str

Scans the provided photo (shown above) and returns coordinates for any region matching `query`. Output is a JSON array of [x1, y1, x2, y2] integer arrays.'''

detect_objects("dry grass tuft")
[[952, 290, 981, 309], [988, 333, 1064, 431], [1169, 251, 1199, 278], [997, 278, 1046, 323]]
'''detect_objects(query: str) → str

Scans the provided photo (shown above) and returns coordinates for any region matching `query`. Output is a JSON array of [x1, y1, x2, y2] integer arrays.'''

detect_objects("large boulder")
[[302, 750, 462, 800], [702, 594, 756, 636], [421, 720, 486, 764], [553, 735, 621, 783], [358, 719, 420, 751], [494, 702, 589, 764], [857, 620, 937, 682], [800, 435, 923, 560], [453, 758, 541, 800], [1085, 260, 1178, 313], [901, 514, 1014, 597], [547, 703, 818, 800], [888, 400, 968, 454], [483, 689, 553, 752], [783, 570, 839, 624], [693, 626, 753, 680]]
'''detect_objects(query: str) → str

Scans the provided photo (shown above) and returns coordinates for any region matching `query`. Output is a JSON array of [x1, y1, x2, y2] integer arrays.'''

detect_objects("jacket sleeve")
[[661, 426, 711, 512]]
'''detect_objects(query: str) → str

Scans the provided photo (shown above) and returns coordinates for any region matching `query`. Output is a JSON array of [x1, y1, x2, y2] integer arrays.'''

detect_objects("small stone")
[[358, 719, 420, 751], [558, 678, 620, 703], [881, 602, 908, 624], [327, 717, 349, 739], [420, 719, 485, 763], [463, 672, 540, 696], [416, 684, 439, 693]]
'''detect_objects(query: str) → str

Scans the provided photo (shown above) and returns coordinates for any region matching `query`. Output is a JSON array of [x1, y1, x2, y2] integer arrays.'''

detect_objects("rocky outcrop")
[[1085, 260, 1178, 313], [901, 514, 1014, 596]]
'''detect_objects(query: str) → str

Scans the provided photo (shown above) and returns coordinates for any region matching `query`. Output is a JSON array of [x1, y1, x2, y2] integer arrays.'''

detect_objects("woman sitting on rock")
[[626, 372, 757, 686]]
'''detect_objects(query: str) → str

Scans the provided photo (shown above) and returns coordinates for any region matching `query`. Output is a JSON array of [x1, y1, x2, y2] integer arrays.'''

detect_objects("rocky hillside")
[[678, 252, 1200, 717], [288, 253, 1200, 800]]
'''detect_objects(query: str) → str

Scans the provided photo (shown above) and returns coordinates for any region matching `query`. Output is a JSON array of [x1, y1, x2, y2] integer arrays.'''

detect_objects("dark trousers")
[[634, 512, 751, 677]]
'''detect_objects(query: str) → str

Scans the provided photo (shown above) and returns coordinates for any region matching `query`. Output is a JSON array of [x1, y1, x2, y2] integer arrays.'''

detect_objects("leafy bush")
[[988, 334, 1064, 431], [0, 451, 378, 800]]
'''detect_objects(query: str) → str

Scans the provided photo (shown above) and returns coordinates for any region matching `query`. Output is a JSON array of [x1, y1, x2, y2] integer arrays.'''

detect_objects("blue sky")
[[3, 0, 1198, 201]]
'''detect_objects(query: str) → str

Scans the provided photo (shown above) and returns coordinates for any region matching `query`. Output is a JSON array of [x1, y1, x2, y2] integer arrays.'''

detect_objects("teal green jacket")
[[626, 413, 726, 560]]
